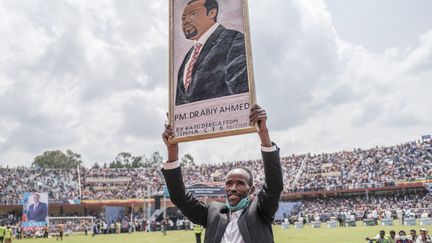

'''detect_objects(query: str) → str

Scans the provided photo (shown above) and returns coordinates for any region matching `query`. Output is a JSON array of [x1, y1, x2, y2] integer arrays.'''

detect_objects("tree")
[[150, 151, 163, 165], [107, 152, 163, 168], [110, 152, 132, 168], [181, 153, 195, 166], [109, 153, 146, 168], [32, 149, 82, 169], [131, 155, 144, 168]]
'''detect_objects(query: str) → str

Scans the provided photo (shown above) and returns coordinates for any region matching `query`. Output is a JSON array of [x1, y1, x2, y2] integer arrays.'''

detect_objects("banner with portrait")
[[21, 192, 49, 230], [169, 0, 257, 142]]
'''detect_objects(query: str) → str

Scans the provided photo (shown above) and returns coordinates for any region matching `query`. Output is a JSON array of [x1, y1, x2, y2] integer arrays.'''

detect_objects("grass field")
[[27, 223, 432, 243]]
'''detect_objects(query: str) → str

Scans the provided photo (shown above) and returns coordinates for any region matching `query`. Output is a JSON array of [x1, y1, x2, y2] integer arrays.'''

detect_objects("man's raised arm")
[[161, 125, 208, 226], [249, 104, 273, 148], [250, 104, 284, 223], [162, 125, 179, 163]]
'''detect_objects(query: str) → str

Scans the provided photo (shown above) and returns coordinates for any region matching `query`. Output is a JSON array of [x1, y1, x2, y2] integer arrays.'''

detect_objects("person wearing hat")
[[416, 229, 432, 243]]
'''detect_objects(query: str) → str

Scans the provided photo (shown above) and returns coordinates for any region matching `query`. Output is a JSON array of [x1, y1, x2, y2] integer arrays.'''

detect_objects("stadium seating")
[[1, 140, 431, 228]]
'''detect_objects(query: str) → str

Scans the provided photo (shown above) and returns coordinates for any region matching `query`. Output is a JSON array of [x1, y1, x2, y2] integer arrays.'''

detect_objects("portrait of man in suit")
[[27, 193, 48, 222], [175, 0, 250, 106], [162, 104, 283, 243]]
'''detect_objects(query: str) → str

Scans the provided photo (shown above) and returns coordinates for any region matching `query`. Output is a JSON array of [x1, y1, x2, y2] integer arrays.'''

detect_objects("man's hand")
[[162, 124, 179, 162], [250, 104, 272, 147]]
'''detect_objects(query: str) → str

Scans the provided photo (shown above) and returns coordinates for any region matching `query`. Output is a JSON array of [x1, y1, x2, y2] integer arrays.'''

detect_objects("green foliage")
[[108, 152, 164, 169], [32, 150, 82, 169], [110, 152, 133, 168], [131, 155, 145, 168], [150, 152, 163, 165], [180, 153, 195, 166]]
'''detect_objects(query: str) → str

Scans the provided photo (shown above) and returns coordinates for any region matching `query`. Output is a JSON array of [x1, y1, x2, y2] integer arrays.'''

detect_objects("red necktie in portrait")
[[184, 43, 203, 91]]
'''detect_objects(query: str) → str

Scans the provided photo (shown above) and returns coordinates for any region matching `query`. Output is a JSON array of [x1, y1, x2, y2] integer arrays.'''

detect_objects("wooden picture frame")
[[169, 0, 257, 143]]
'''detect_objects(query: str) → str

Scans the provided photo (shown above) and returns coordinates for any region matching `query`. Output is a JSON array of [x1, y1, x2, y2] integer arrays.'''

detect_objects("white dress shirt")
[[182, 23, 220, 84], [221, 209, 245, 243]]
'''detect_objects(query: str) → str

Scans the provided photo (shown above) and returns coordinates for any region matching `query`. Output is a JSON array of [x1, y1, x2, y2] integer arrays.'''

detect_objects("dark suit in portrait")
[[175, 25, 249, 106], [162, 147, 283, 243], [27, 202, 48, 222]]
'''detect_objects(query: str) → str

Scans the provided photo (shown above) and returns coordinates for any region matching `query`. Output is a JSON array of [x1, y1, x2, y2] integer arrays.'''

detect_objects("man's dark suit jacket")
[[175, 25, 249, 105], [28, 202, 48, 222], [162, 148, 283, 243]]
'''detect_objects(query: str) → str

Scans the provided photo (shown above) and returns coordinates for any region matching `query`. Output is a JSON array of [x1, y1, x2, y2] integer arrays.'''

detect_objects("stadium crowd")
[[0, 168, 79, 205], [0, 140, 431, 242], [293, 141, 432, 192], [291, 193, 432, 223], [80, 167, 163, 200], [0, 140, 431, 203]]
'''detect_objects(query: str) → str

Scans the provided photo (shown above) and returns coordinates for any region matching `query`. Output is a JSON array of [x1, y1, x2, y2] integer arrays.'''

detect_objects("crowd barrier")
[[363, 219, 375, 226], [346, 220, 356, 227], [404, 217, 416, 226], [281, 218, 432, 231], [327, 220, 337, 228], [311, 221, 321, 228], [381, 218, 393, 226], [294, 222, 304, 229], [420, 218, 432, 226]]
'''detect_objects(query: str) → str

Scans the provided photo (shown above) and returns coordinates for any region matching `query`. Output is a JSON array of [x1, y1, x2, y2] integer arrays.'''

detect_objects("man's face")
[[411, 230, 416, 238], [182, 0, 217, 40], [390, 232, 395, 239], [225, 169, 253, 206], [379, 231, 385, 238], [34, 194, 40, 203], [420, 230, 427, 239]]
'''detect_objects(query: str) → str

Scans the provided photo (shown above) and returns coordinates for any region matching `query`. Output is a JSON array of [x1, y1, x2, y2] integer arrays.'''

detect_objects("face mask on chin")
[[225, 189, 251, 212], [225, 197, 249, 212]]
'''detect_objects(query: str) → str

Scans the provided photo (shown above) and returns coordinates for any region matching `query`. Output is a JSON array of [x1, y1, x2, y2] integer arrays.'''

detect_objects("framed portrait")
[[169, 0, 257, 143]]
